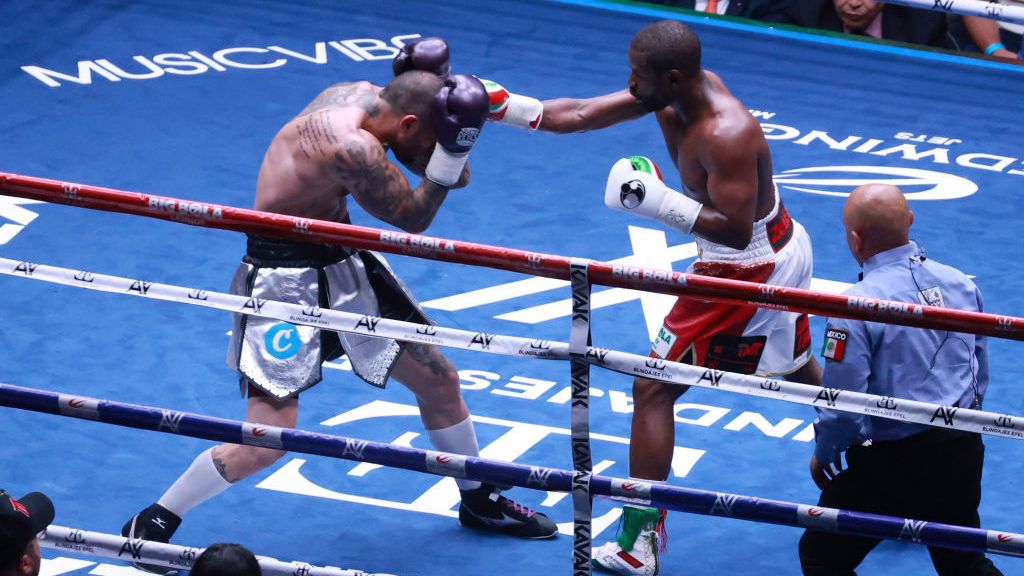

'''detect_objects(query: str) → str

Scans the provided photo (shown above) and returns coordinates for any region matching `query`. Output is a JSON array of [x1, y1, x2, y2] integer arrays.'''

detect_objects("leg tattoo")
[[406, 342, 456, 379], [212, 455, 237, 483]]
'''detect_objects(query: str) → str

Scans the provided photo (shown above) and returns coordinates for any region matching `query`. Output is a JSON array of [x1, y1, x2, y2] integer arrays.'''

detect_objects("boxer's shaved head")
[[631, 20, 702, 79], [382, 70, 445, 120]]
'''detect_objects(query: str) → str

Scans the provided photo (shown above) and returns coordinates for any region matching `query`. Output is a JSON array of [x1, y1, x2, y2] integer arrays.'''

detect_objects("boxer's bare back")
[[254, 81, 460, 233]]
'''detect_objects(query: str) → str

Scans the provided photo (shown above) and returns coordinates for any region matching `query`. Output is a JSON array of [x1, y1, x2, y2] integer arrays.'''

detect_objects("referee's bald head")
[[843, 183, 914, 265]]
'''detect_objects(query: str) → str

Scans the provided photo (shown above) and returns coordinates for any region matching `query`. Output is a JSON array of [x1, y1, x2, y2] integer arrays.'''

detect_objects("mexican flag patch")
[[822, 328, 848, 361]]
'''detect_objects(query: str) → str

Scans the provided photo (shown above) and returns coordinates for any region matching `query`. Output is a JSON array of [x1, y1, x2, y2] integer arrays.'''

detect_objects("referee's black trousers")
[[799, 428, 1003, 575]]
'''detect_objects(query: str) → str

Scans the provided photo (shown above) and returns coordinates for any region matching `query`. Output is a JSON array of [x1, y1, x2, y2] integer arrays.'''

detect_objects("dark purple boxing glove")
[[425, 74, 488, 186], [392, 37, 450, 77]]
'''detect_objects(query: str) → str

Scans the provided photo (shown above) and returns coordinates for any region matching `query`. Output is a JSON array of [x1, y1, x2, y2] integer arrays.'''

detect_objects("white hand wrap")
[[502, 94, 544, 130], [604, 157, 702, 234], [425, 142, 468, 187]]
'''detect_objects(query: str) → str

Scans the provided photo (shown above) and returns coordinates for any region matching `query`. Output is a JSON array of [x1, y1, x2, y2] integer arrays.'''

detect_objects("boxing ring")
[[3, 174, 1024, 575], [3, 0, 1024, 575]]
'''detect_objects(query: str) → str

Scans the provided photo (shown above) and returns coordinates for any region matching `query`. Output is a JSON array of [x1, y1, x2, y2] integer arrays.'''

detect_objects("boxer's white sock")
[[157, 447, 233, 516], [427, 416, 482, 491]]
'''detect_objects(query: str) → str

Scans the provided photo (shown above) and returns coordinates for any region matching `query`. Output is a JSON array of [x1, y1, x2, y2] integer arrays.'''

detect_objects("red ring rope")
[[2, 171, 1020, 340]]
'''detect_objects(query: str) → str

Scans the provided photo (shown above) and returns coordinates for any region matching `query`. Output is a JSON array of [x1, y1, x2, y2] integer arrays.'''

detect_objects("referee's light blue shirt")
[[813, 241, 988, 463]]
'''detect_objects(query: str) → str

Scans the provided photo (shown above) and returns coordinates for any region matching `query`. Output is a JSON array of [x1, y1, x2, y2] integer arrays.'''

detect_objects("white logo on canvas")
[[774, 165, 977, 200]]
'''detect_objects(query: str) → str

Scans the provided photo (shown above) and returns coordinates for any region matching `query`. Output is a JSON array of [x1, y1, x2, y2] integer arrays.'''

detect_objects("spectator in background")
[[778, 0, 958, 49], [189, 543, 261, 576], [643, 0, 787, 20], [0, 491, 55, 576], [963, 0, 1023, 59]]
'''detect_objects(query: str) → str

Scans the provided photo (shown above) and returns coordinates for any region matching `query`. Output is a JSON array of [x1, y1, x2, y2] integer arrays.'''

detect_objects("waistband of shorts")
[[695, 198, 795, 265], [244, 235, 353, 268]]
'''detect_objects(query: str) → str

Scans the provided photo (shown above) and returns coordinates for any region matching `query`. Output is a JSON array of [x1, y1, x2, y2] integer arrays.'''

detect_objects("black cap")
[[0, 491, 55, 568]]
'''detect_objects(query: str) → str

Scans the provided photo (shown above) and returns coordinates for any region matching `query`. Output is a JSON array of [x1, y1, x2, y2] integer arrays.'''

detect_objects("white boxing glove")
[[604, 156, 703, 234], [479, 78, 543, 131]]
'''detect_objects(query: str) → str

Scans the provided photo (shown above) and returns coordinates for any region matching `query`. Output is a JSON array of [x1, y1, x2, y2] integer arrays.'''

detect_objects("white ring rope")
[[2, 256, 1021, 441], [882, 0, 1024, 27], [39, 525, 393, 576]]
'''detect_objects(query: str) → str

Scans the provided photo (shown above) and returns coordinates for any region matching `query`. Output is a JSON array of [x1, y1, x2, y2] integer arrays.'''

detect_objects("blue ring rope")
[[2, 382, 1019, 558]]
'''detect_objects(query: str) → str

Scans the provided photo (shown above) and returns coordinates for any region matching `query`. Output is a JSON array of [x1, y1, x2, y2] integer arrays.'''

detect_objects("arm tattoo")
[[333, 139, 399, 211], [332, 131, 450, 231], [301, 82, 380, 116], [405, 342, 457, 379]]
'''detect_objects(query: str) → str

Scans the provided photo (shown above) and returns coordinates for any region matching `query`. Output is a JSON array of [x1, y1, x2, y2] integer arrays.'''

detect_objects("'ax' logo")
[[128, 280, 152, 295], [711, 493, 740, 516], [815, 388, 842, 407], [586, 347, 609, 364], [119, 540, 145, 560], [241, 297, 266, 314], [159, 411, 186, 434], [527, 466, 554, 488], [13, 261, 37, 276], [342, 439, 368, 460], [73, 271, 94, 283], [697, 369, 724, 387], [356, 315, 380, 333], [930, 406, 958, 426], [470, 332, 495, 349], [900, 519, 927, 542]]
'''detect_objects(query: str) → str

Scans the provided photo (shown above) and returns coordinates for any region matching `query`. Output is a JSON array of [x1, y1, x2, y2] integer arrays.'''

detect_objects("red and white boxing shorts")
[[650, 197, 813, 376]]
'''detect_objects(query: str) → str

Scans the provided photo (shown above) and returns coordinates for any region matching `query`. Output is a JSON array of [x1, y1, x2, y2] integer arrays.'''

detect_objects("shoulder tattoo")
[[301, 82, 380, 116]]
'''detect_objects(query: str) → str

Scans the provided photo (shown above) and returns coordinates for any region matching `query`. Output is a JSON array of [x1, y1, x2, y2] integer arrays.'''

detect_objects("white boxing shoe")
[[592, 505, 663, 575]]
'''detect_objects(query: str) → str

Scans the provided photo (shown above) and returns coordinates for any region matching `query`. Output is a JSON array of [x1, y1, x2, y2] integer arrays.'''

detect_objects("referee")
[[799, 183, 1002, 575]]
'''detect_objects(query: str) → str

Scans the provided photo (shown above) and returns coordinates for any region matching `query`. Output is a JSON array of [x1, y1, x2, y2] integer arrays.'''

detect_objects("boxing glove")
[[393, 37, 450, 77], [604, 156, 702, 234], [479, 78, 543, 131], [425, 74, 489, 186]]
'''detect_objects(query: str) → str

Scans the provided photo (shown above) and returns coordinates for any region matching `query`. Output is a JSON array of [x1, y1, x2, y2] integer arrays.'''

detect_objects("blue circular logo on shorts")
[[265, 322, 301, 360]]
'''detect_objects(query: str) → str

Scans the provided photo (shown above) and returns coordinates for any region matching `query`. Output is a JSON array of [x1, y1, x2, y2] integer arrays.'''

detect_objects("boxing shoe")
[[458, 483, 558, 539], [592, 505, 663, 575], [121, 503, 182, 575]]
